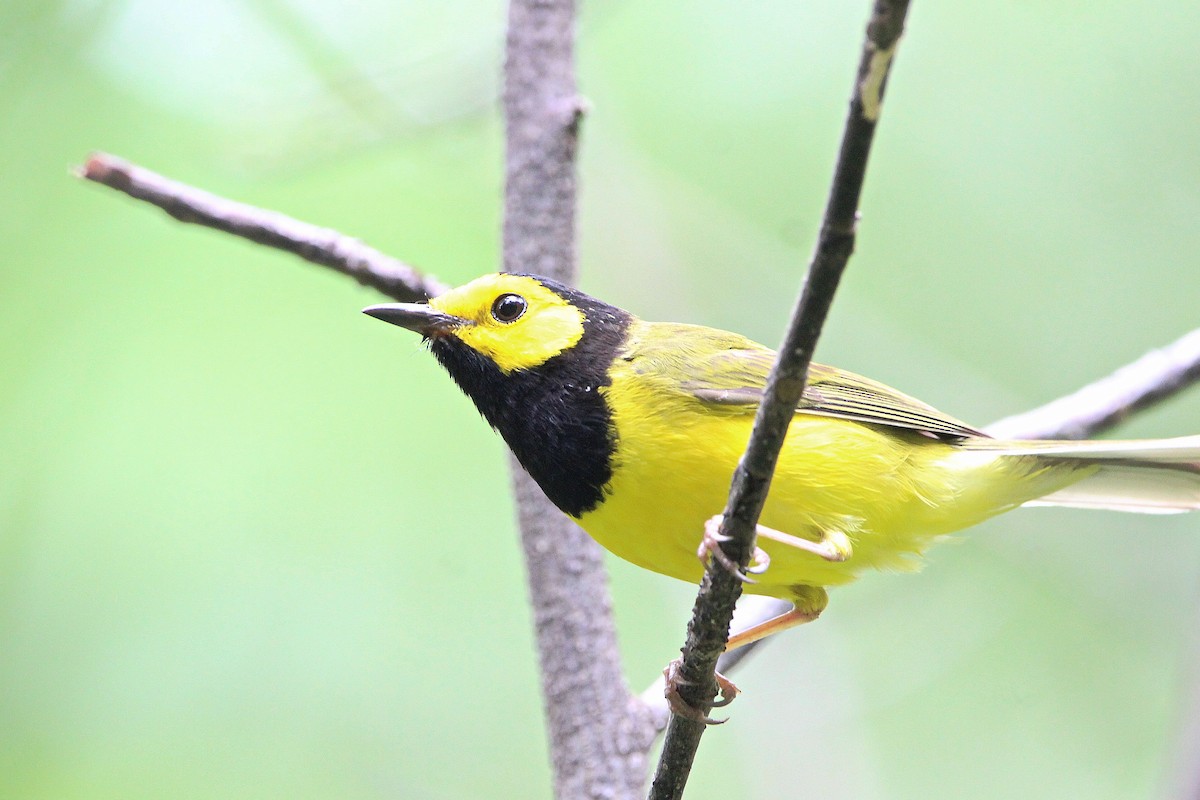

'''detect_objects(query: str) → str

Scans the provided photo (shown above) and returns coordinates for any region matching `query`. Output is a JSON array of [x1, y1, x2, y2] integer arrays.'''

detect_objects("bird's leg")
[[724, 603, 822, 651], [754, 523, 852, 562], [662, 658, 740, 725], [726, 584, 828, 651], [698, 515, 852, 583]]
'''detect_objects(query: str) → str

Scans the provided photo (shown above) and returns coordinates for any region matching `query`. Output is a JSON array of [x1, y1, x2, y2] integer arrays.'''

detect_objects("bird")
[[363, 272, 1200, 659]]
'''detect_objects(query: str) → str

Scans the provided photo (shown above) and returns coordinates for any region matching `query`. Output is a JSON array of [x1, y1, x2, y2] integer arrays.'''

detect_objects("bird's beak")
[[362, 303, 472, 337]]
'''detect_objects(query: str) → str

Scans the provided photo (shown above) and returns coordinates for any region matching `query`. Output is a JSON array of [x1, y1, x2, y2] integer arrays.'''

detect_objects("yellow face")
[[429, 274, 586, 374]]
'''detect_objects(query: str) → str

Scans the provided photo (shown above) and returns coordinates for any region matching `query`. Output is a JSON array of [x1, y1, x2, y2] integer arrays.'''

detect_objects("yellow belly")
[[578, 380, 1078, 601]]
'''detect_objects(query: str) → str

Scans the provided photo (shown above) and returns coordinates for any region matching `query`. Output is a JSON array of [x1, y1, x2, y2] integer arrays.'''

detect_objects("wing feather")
[[659, 338, 986, 439]]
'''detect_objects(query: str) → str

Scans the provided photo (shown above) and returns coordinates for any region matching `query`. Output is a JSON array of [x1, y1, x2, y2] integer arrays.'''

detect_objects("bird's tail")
[[960, 435, 1200, 514]]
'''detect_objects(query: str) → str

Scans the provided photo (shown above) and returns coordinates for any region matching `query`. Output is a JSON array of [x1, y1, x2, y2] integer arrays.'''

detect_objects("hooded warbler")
[[364, 273, 1200, 648]]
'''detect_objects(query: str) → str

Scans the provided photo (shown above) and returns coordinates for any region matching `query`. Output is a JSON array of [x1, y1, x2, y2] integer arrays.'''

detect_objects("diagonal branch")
[[648, 2, 912, 797], [78, 153, 447, 303], [985, 328, 1200, 441]]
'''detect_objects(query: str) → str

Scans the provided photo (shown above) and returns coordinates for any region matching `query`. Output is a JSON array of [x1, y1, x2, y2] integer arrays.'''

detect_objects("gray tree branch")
[[77, 153, 446, 302], [502, 2, 656, 799], [986, 329, 1200, 440]]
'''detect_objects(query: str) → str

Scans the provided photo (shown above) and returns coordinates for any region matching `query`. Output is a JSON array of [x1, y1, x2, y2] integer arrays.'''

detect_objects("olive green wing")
[[638, 325, 987, 439], [799, 362, 987, 438]]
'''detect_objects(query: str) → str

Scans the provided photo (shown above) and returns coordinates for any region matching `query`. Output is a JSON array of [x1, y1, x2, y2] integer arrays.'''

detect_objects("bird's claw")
[[697, 516, 770, 583], [663, 658, 740, 724], [744, 546, 771, 575]]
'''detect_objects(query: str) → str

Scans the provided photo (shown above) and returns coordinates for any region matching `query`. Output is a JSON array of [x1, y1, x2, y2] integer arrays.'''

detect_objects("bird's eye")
[[491, 293, 527, 323]]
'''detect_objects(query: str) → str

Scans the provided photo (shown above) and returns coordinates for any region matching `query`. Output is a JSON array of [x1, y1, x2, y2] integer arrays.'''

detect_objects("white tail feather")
[[964, 435, 1200, 514]]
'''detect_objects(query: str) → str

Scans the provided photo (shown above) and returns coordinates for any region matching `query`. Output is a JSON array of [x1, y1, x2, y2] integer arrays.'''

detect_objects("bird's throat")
[[429, 303, 631, 517]]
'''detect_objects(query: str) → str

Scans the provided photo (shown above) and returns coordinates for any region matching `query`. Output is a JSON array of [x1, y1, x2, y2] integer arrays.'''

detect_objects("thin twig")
[[77, 153, 447, 302], [986, 328, 1200, 440], [502, 2, 657, 799], [648, 3, 912, 797]]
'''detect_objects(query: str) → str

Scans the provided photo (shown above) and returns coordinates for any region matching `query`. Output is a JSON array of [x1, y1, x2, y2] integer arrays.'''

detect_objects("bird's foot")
[[663, 658, 740, 725], [697, 515, 771, 583]]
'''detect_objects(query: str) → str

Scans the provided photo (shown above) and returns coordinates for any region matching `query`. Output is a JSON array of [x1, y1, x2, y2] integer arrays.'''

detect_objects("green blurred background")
[[3, 1, 1199, 797]]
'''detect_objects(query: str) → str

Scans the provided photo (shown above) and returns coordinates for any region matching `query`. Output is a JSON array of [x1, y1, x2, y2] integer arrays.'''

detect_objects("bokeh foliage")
[[2, 1, 1198, 798]]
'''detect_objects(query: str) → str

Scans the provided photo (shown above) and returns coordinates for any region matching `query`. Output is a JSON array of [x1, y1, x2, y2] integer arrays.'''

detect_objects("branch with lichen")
[[647, 2, 912, 797]]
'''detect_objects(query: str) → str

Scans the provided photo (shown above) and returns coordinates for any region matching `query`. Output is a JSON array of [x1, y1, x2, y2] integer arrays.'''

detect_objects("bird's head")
[[363, 273, 633, 516], [364, 272, 598, 373]]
